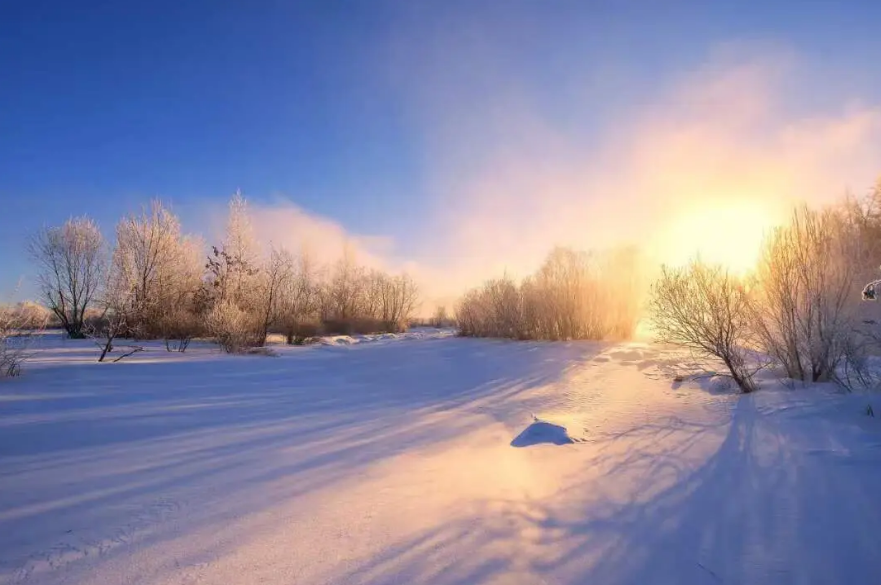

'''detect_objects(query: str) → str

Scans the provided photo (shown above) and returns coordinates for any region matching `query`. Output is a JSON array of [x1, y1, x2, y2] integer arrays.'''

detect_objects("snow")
[[313, 328, 456, 347], [2, 335, 881, 584]]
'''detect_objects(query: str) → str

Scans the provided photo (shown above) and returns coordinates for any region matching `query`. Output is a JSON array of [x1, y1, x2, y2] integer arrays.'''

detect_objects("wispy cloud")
[[200, 45, 881, 312]]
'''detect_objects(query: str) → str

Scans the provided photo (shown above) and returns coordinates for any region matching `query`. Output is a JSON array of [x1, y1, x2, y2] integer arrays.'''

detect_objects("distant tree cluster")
[[26, 192, 420, 359], [456, 246, 642, 341], [0, 300, 49, 377]]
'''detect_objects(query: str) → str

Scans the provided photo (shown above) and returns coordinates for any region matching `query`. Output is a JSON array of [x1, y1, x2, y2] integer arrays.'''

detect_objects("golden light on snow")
[[656, 200, 777, 274]]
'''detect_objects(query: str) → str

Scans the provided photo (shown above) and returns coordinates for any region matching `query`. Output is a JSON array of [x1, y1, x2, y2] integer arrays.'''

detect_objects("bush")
[[321, 317, 399, 336], [456, 247, 642, 341], [0, 303, 45, 377], [272, 321, 320, 345], [206, 301, 263, 353], [158, 308, 205, 352], [649, 260, 758, 393], [752, 206, 864, 383]]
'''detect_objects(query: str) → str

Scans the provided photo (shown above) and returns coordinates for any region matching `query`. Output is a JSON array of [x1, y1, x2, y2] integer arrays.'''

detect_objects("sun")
[[657, 201, 776, 274]]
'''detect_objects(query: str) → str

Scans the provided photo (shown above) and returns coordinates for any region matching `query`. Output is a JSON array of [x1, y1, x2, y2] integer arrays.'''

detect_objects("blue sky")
[[3, 1, 881, 299]]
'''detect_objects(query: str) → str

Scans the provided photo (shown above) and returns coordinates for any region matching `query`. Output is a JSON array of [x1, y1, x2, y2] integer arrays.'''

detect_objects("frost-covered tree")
[[752, 205, 862, 383], [205, 192, 260, 308], [254, 246, 293, 345], [368, 271, 419, 332], [650, 260, 757, 393], [30, 217, 105, 338], [277, 250, 321, 344], [91, 261, 142, 363], [456, 246, 641, 341], [326, 246, 367, 322], [112, 200, 203, 338], [203, 192, 266, 351]]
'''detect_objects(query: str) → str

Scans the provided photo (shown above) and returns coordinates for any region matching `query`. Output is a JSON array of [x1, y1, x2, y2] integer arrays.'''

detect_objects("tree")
[[372, 272, 419, 332], [456, 275, 525, 339], [649, 260, 757, 393], [221, 190, 260, 305], [155, 235, 205, 351], [254, 246, 293, 346], [433, 305, 449, 328], [30, 217, 105, 338], [112, 200, 201, 338], [0, 299, 47, 377], [277, 250, 321, 344], [90, 265, 142, 363], [203, 192, 264, 352], [752, 206, 862, 383], [454, 246, 640, 341], [327, 246, 367, 322]]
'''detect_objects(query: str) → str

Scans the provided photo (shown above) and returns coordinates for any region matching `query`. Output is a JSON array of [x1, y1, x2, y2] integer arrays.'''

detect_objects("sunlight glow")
[[657, 201, 777, 274]]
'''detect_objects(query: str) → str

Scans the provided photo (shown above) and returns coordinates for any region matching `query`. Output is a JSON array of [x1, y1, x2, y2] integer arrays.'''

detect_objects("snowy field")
[[2, 332, 881, 584]]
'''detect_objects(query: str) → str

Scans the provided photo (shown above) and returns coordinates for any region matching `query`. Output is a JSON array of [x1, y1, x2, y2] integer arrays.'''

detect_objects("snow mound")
[[315, 328, 456, 347], [317, 335, 359, 346], [511, 417, 581, 447]]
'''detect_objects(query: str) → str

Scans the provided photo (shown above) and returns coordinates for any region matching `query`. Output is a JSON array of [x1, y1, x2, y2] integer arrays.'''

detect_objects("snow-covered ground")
[[2, 333, 881, 584]]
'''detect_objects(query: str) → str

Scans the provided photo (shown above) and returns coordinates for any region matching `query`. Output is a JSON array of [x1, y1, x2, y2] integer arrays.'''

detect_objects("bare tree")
[[30, 217, 105, 338], [278, 250, 321, 344], [649, 260, 758, 393], [327, 246, 367, 322], [254, 246, 293, 346], [432, 305, 449, 328], [87, 264, 143, 363], [752, 205, 862, 383], [457, 275, 525, 339], [371, 272, 419, 332]]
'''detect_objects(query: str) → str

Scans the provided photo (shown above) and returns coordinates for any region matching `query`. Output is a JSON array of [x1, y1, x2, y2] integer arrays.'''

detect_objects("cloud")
[[204, 45, 881, 313], [403, 46, 881, 287], [246, 198, 395, 271]]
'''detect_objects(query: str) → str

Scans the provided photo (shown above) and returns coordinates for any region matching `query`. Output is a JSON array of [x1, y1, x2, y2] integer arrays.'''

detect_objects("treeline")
[[456, 246, 642, 341], [453, 181, 881, 393], [650, 184, 881, 392], [27, 193, 419, 357]]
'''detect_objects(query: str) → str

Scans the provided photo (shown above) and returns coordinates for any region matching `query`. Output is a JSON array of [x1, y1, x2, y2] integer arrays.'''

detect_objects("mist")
[[211, 44, 878, 315]]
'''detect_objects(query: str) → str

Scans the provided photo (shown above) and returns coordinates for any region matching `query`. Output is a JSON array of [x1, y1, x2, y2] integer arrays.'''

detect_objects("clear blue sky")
[[2, 0, 881, 296]]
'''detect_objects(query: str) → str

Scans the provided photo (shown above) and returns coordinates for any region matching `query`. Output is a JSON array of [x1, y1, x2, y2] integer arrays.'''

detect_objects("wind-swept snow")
[[2, 335, 881, 584]]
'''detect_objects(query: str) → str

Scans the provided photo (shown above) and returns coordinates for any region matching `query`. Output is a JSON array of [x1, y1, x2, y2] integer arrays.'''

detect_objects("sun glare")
[[657, 201, 776, 274]]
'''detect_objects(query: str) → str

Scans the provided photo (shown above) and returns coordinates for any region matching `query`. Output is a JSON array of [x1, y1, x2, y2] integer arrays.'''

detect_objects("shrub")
[[649, 260, 758, 393], [206, 301, 263, 353], [321, 317, 395, 336], [456, 246, 642, 341], [752, 205, 864, 383], [0, 303, 46, 377], [158, 308, 205, 352]]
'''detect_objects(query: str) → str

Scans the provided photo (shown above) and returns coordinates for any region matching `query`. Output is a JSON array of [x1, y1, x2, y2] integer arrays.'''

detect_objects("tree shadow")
[[0, 337, 606, 578], [331, 395, 881, 584]]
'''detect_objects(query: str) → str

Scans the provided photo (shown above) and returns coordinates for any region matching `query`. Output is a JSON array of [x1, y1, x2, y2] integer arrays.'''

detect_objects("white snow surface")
[[2, 334, 881, 584]]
